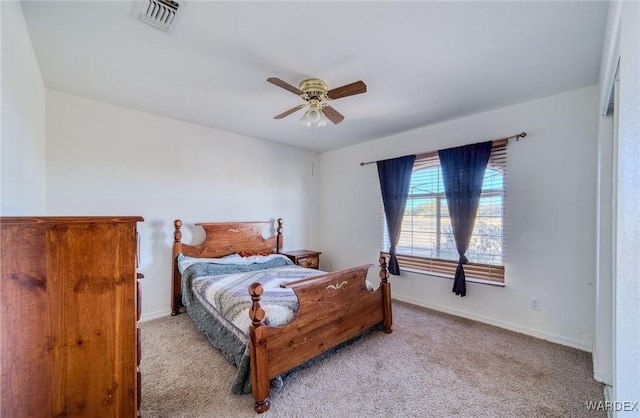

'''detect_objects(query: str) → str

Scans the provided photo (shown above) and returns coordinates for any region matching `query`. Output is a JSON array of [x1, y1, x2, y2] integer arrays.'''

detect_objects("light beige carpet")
[[140, 301, 605, 418]]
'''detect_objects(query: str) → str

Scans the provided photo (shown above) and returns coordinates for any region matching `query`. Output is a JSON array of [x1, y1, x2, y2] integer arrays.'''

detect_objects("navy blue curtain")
[[438, 141, 492, 296], [377, 155, 416, 275]]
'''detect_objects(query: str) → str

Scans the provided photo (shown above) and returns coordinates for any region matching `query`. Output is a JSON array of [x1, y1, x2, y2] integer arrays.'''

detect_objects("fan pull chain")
[[310, 127, 315, 176]]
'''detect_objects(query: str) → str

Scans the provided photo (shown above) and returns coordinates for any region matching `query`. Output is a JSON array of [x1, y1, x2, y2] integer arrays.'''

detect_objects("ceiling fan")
[[267, 77, 367, 127]]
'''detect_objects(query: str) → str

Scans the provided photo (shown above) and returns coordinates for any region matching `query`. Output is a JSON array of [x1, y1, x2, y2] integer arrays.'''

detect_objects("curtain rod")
[[359, 131, 527, 166]]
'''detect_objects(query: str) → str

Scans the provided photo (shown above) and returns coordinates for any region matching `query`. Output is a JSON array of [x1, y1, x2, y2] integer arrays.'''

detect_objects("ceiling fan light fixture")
[[299, 110, 319, 127], [317, 113, 328, 127], [306, 108, 321, 123], [299, 101, 327, 128], [299, 115, 312, 128]]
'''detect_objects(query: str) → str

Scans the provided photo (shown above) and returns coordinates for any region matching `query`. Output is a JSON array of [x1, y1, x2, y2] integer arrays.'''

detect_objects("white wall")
[[320, 86, 599, 351], [1, 1, 46, 215], [45, 90, 321, 320]]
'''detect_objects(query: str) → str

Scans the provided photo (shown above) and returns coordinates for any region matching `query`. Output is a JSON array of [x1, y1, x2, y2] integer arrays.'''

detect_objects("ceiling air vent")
[[138, 0, 180, 32]]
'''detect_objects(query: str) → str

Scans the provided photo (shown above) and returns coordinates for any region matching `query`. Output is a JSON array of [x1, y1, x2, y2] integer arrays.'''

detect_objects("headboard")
[[171, 218, 283, 315]]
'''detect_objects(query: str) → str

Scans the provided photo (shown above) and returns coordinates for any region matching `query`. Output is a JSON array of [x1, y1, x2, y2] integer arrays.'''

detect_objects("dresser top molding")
[[0, 216, 144, 224]]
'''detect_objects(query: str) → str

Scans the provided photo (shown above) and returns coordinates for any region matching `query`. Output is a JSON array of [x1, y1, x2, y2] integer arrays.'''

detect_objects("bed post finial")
[[248, 282, 270, 413], [379, 256, 393, 334], [174, 219, 183, 243], [379, 256, 389, 283], [276, 218, 283, 254]]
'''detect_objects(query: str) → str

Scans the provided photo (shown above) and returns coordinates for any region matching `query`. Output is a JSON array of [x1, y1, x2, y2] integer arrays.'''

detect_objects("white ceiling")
[[21, 1, 609, 152]]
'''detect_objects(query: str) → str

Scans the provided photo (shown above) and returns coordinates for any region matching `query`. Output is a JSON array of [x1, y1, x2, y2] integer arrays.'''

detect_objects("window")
[[381, 140, 506, 283]]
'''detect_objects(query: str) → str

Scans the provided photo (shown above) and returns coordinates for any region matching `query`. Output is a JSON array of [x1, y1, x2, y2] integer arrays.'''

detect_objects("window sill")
[[399, 267, 506, 287], [380, 252, 505, 284]]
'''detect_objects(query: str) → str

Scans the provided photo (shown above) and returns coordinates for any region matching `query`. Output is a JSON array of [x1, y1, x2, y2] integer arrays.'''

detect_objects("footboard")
[[248, 256, 391, 413]]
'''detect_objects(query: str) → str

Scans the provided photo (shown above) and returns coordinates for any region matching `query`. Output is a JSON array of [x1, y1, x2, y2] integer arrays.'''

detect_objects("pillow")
[[238, 251, 274, 257], [177, 253, 242, 274], [181, 256, 294, 280], [177, 252, 289, 274]]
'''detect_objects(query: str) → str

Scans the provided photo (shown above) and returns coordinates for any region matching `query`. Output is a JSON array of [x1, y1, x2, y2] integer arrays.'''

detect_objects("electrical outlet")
[[329, 259, 334, 268], [530, 298, 541, 311]]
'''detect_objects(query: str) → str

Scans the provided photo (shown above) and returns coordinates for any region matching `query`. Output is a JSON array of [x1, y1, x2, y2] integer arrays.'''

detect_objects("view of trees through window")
[[388, 164, 504, 266]]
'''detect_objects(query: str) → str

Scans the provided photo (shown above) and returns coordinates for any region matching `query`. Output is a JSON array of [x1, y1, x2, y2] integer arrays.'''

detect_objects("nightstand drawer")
[[282, 250, 322, 270], [298, 256, 319, 269]]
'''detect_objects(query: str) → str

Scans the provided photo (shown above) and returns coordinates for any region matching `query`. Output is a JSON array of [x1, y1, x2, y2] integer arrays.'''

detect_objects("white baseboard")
[[140, 308, 172, 322], [392, 294, 593, 352]]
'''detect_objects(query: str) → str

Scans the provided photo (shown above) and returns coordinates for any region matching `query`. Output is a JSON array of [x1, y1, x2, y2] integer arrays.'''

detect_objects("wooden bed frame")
[[171, 218, 392, 413]]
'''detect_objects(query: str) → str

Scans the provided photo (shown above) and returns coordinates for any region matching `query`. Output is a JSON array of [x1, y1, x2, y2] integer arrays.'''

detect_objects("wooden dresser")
[[0, 216, 144, 418]]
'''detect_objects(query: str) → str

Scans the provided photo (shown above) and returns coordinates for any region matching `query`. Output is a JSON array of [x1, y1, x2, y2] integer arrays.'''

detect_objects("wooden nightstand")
[[282, 250, 322, 270]]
